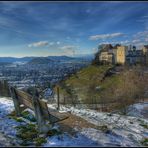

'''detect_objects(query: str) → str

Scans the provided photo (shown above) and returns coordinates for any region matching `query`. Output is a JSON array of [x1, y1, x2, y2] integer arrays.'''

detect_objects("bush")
[[97, 125, 110, 133], [21, 110, 36, 122], [34, 137, 47, 146], [16, 123, 38, 146], [141, 138, 148, 146], [139, 123, 148, 129], [16, 123, 62, 146]]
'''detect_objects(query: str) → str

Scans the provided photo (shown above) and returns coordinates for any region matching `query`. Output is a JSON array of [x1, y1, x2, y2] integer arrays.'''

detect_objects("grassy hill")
[[54, 65, 147, 112], [55, 65, 113, 103]]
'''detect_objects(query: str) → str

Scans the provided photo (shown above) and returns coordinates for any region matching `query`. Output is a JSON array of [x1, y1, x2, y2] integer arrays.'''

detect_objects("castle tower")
[[114, 46, 127, 65]]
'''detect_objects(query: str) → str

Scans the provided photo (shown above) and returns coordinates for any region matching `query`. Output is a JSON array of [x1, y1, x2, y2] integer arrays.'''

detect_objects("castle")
[[96, 44, 148, 65]]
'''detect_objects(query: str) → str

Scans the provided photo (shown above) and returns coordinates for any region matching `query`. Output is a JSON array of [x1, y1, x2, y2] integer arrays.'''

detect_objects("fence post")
[[32, 88, 51, 134], [10, 87, 21, 116], [57, 86, 60, 110]]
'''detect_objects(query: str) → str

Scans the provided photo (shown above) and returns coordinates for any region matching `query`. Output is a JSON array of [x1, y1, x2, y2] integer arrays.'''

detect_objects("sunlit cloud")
[[60, 45, 77, 56], [57, 41, 60, 45], [28, 41, 49, 48], [89, 33, 124, 40], [132, 39, 141, 44]]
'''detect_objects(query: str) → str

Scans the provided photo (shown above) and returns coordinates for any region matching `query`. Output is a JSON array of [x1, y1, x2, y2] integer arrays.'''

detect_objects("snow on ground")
[[0, 97, 26, 146], [0, 97, 100, 146], [0, 97, 21, 137], [0, 97, 148, 147], [0, 133, 12, 147], [127, 102, 148, 118], [48, 103, 148, 146]]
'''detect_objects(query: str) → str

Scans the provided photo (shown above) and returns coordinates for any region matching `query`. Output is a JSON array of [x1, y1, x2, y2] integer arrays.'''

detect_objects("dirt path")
[[141, 106, 148, 118], [57, 113, 98, 135]]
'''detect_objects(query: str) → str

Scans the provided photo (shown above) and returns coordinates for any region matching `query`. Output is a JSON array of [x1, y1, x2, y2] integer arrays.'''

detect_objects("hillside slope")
[[56, 65, 113, 104], [56, 65, 148, 112]]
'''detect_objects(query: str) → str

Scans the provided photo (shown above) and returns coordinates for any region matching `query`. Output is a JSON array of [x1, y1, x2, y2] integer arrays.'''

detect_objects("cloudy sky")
[[0, 1, 148, 57]]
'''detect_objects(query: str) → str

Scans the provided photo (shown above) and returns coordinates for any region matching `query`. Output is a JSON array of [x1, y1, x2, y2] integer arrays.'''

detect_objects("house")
[[98, 44, 127, 65], [126, 46, 145, 65], [99, 44, 114, 64], [95, 44, 148, 66], [113, 45, 127, 65], [142, 45, 148, 55], [142, 45, 148, 65], [99, 51, 113, 64]]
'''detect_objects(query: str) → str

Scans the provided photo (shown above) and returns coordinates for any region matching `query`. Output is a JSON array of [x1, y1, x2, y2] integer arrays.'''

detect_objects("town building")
[[126, 47, 144, 65], [99, 44, 114, 64], [98, 44, 127, 65], [142, 45, 148, 65], [98, 44, 148, 65], [113, 45, 128, 65]]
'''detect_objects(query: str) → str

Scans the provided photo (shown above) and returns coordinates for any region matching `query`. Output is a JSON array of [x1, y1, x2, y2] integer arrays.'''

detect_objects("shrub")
[[34, 137, 47, 146], [141, 138, 148, 146], [21, 110, 36, 122]]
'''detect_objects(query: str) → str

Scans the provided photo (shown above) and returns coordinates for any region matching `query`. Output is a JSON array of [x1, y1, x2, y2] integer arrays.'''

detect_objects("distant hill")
[[74, 54, 94, 61], [47, 56, 75, 61], [0, 55, 93, 64], [0, 57, 35, 63], [47, 55, 92, 62], [27, 56, 86, 65], [27, 57, 54, 65]]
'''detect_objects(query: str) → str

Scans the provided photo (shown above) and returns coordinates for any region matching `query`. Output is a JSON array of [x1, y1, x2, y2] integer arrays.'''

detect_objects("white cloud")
[[28, 41, 49, 48], [135, 31, 148, 38], [49, 42, 54, 46], [60, 45, 76, 56], [132, 39, 141, 44], [143, 16, 148, 18], [120, 40, 130, 44], [48, 41, 60, 46], [132, 30, 148, 45], [98, 40, 130, 45], [57, 41, 60, 45], [61, 45, 75, 50], [89, 32, 124, 40], [136, 19, 146, 23]]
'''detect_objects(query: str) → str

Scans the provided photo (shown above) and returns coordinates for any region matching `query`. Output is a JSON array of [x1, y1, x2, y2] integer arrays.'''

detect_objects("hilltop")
[[55, 64, 148, 112]]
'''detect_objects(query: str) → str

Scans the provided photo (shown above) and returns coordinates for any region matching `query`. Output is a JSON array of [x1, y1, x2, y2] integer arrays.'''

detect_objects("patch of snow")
[[56, 104, 148, 146], [0, 97, 26, 146], [127, 102, 148, 118], [0, 97, 147, 147], [44, 132, 99, 147]]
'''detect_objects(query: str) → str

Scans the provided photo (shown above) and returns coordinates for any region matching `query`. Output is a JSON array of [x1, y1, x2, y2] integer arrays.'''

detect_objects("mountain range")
[[0, 54, 94, 64]]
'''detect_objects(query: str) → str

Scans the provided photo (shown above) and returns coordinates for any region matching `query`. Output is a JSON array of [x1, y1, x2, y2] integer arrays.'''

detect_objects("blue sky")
[[0, 1, 148, 57]]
